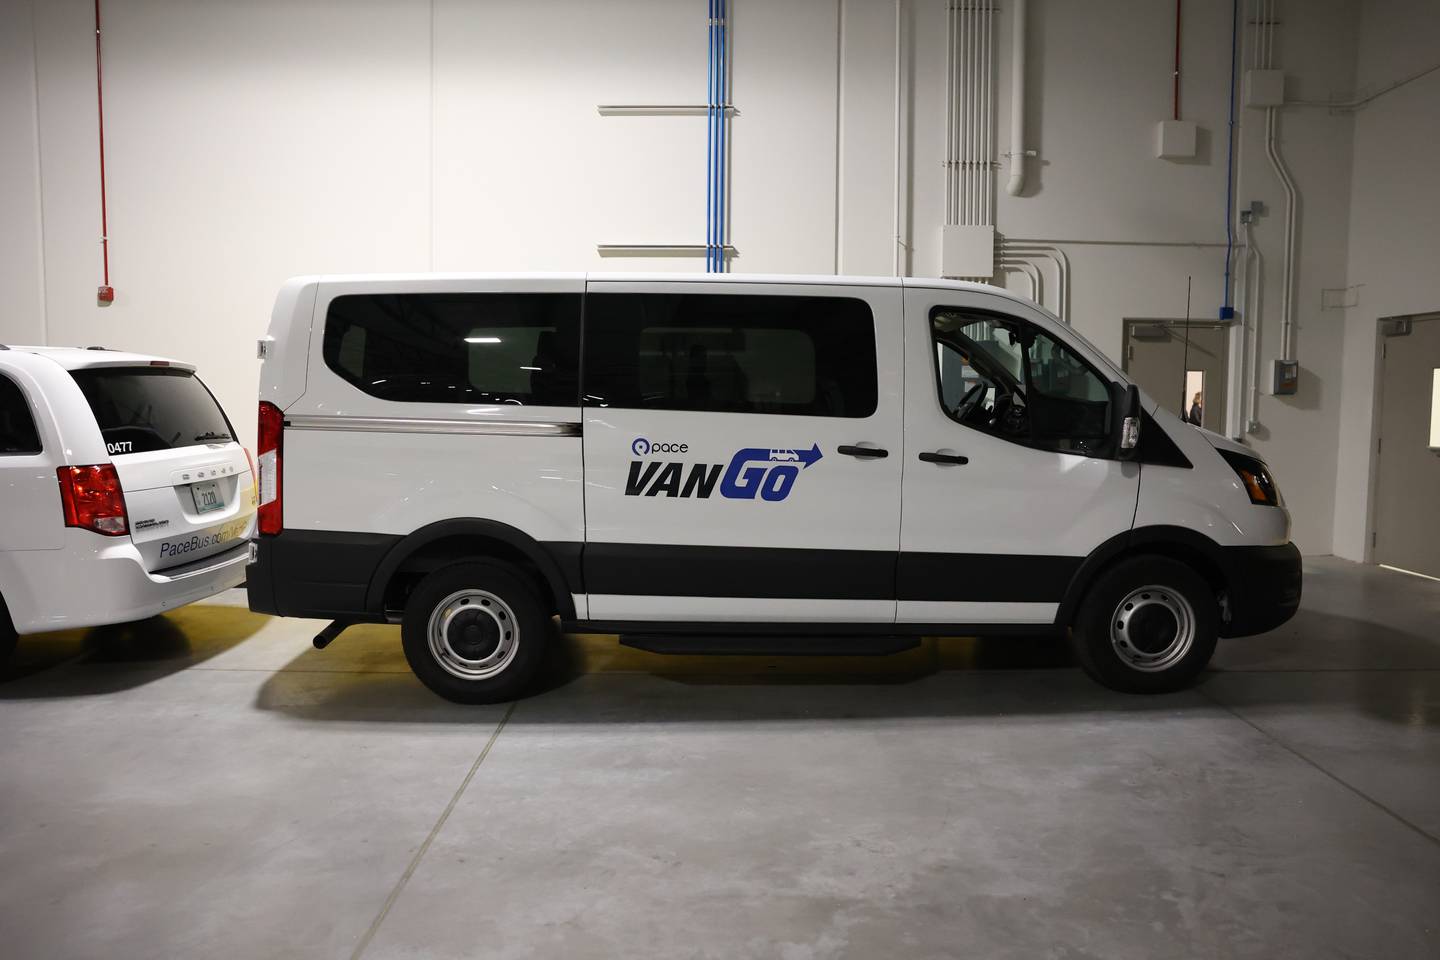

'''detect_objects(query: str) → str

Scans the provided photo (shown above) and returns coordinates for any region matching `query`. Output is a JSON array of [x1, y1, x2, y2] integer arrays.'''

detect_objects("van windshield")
[[69, 367, 234, 456]]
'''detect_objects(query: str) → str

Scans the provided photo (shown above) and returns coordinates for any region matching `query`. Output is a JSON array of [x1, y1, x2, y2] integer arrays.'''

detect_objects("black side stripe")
[[581, 543, 894, 600], [896, 552, 1079, 603], [570, 542, 1079, 603]]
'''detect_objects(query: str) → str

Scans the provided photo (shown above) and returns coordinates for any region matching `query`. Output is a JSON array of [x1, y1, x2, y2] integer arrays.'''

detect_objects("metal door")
[[1373, 315, 1440, 577], [1123, 320, 1229, 430]]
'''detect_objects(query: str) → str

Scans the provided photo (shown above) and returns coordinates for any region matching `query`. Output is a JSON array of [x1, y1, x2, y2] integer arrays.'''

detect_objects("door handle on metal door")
[[918, 451, 969, 465], [837, 445, 889, 458]]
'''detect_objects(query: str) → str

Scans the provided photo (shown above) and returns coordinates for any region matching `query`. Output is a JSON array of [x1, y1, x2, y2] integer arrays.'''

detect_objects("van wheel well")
[[382, 536, 558, 621], [1082, 544, 1229, 626]]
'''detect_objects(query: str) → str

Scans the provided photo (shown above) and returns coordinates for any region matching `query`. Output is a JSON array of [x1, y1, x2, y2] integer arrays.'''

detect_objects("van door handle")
[[918, 451, 969, 465], [837, 445, 888, 459]]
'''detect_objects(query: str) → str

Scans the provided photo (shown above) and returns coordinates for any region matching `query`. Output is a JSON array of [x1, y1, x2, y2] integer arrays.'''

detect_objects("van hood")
[[1193, 425, 1263, 461]]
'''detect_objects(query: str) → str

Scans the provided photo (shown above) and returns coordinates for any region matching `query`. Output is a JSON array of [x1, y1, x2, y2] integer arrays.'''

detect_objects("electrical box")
[[1266, 359, 1299, 396], [941, 225, 995, 280], [1155, 120, 1198, 159], [1245, 69, 1285, 108]]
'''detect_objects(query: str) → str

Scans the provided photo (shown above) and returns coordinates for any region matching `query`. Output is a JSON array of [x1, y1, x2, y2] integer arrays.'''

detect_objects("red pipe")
[[94, 0, 110, 291], [1169, 0, 1180, 120]]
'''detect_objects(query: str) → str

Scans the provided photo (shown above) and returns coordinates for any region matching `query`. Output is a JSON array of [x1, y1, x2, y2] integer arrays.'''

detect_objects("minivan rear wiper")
[[194, 432, 232, 443]]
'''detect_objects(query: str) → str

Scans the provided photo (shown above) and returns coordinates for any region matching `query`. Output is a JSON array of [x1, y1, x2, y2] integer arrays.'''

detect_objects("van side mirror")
[[1116, 384, 1142, 459]]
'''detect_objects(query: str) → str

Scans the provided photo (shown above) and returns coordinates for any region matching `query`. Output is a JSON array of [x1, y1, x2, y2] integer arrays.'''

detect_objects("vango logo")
[[625, 440, 822, 502]]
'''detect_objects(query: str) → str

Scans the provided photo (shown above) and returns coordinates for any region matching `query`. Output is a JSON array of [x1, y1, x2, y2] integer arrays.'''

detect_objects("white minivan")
[[248, 274, 1300, 703], [0, 345, 256, 656]]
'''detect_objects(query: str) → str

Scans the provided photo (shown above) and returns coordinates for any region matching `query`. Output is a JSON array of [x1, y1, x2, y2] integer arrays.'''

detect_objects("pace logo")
[[625, 439, 822, 502]]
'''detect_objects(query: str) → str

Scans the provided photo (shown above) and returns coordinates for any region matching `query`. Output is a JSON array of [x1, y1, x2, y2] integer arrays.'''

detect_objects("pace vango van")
[[247, 274, 1301, 703]]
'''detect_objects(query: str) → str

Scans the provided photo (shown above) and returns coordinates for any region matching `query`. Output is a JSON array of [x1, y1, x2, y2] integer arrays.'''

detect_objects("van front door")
[[581, 280, 904, 624], [897, 285, 1140, 627]]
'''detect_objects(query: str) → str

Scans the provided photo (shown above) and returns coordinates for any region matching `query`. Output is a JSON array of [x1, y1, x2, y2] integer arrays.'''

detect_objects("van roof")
[[0, 345, 196, 373], [285, 272, 1041, 309]]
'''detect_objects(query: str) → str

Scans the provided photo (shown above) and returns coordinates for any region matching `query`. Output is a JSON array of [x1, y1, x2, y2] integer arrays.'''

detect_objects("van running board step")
[[618, 634, 920, 657]]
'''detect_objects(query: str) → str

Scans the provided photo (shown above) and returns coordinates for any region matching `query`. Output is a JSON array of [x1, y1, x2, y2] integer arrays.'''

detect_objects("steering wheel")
[[952, 381, 987, 422]]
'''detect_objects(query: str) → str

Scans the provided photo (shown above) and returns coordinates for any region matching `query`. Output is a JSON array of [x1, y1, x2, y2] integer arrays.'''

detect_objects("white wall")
[[2, 0, 1413, 556], [1331, 0, 1440, 561], [0, 0, 46, 346]]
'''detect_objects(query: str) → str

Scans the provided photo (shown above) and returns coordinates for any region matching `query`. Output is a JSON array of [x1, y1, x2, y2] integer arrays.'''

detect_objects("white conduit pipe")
[[982, 0, 993, 224], [968, 0, 978, 223], [893, 0, 904, 274], [962, 1, 970, 223], [998, 260, 1041, 303], [945, 0, 954, 224], [1244, 219, 1264, 429], [1255, 0, 1295, 361], [1005, 0, 1027, 196], [1001, 240, 1069, 323]]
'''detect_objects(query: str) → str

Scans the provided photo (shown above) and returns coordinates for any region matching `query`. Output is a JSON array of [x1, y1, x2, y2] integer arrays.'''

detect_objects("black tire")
[[0, 596, 16, 662], [1069, 555, 1218, 694], [401, 561, 552, 704]]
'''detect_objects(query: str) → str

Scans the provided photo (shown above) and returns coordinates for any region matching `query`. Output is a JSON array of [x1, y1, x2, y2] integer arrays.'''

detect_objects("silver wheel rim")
[[427, 589, 520, 681], [1109, 585, 1196, 673]]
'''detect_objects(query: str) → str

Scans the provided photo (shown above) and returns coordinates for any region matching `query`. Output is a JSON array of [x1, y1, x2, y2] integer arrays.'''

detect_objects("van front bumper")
[[1220, 541, 1302, 637]]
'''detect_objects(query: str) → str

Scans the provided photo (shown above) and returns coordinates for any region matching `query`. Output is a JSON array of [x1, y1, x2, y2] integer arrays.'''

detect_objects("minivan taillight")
[[57, 464, 129, 536], [257, 401, 283, 534]]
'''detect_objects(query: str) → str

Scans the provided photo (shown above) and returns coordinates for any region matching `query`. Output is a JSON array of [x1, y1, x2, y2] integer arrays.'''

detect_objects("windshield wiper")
[[193, 432, 232, 443]]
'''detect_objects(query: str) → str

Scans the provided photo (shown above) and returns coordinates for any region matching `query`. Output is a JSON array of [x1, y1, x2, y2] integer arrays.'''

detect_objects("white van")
[[248, 274, 1300, 703], [0, 346, 256, 656]]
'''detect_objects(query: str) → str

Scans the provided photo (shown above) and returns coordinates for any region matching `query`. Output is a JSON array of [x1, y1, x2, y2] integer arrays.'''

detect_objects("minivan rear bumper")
[[3, 537, 249, 635], [1220, 541, 1302, 637]]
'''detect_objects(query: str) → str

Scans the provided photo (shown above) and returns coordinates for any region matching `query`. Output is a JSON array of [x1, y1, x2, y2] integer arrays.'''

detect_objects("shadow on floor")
[[251, 605, 1440, 726], [253, 626, 1216, 725], [0, 606, 269, 698]]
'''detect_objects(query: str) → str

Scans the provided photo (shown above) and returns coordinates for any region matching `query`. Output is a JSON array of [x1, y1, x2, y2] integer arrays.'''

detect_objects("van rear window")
[[70, 368, 234, 456], [323, 293, 582, 406]]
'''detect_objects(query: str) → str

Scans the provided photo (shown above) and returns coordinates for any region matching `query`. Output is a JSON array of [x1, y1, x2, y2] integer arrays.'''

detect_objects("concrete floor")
[[0, 557, 1437, 959]]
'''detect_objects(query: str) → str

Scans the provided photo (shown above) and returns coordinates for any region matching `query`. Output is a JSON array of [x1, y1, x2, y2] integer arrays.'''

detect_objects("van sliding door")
[[579, 280, 904, 625]]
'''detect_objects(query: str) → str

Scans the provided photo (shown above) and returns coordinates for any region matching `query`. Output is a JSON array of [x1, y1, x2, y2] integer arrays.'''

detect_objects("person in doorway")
[[1186, 392, 1204, 426]]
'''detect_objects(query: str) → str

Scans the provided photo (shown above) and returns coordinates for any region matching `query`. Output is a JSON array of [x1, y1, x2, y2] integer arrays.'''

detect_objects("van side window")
[[931, 307, 1114, 457], [584, 293, 878, 418], [0, 374, 42, 455], [323, 293, 581, 406]]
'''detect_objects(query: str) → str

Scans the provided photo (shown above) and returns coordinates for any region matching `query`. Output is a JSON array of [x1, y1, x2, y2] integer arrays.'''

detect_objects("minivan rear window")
[[70, 367, 234, 456], [0, 374, 42, 455], [584, 293, 878, 418], [323, 293, 582, 406]]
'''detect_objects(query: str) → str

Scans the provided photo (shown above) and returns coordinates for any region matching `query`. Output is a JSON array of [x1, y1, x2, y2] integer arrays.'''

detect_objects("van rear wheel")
[[1069, 555, 1217, 694], [401, 561, 551, 704]]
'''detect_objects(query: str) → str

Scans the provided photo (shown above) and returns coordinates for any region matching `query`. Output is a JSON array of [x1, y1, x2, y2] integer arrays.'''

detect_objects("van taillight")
[[57, 464, 129, 536], [257, 401, 283, 535]]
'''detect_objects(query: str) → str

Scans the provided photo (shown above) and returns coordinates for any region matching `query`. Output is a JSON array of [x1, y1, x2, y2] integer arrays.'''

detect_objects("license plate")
[[190, 480, 224, 514]]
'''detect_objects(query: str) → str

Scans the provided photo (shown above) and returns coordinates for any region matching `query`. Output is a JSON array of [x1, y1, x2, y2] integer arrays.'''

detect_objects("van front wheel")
[[1069, 555, 1217, 694], [0, 597, 16, 661], [401, 561, 551, 704]]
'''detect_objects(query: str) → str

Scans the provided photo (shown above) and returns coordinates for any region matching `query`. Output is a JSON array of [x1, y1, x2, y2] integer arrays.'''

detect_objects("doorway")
[[1373, 313, 1440, 578], [1122, 320, 1230, 430]]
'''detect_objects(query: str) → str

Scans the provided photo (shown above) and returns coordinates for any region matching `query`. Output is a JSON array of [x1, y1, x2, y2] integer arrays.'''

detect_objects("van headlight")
[[1219, 450, 1281, 506]]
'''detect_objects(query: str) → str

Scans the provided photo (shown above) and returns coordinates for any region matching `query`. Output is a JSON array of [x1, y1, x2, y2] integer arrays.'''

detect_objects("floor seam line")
[[349, 700, 518, 960], [1196, 687, 1440, 849]]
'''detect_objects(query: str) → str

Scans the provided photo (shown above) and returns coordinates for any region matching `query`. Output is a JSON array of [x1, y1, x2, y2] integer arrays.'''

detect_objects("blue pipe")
[[717, 0, 727, 273], [1220, 0, 1238, 318], [706, 0, 715, 272]]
